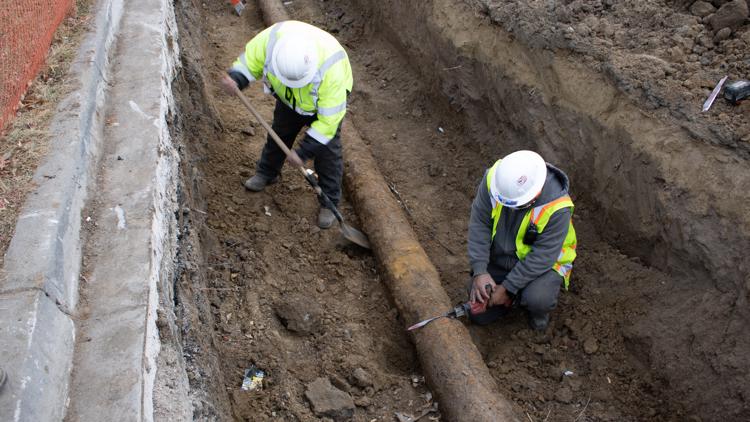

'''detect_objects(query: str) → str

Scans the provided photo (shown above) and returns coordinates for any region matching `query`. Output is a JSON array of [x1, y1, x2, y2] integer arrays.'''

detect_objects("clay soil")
[[168, 0, 748, 421]]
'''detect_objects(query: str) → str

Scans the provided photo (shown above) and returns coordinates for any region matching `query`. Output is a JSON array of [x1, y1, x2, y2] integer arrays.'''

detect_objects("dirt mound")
[[473, 0, 750, 155]]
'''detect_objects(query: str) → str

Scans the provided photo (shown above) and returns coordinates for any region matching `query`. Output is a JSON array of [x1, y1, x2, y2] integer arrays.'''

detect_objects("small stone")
[[554, 386, 574, 404], [583, 337, 599, 354], [351, 367, 373, 388], [305, 378, 355, 421], [709, 0, 748, 32], [713, 27, 732, 42], [329, 374, 351, 392], [274, 297, 322, 335], [241, 126, 256, 136], [690, 1, 716, 17], [354, 396, 372, 407]]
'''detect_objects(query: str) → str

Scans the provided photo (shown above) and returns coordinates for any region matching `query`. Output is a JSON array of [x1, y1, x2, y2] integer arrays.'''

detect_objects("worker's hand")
[[489, 284, 512, 308], [286, 149, 305, 167], [220, 74, 239, 96], [470, 274, 495, 305]]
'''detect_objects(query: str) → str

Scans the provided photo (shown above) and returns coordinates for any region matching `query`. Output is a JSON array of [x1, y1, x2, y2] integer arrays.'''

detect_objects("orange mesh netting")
[[0, 0, 74, 132]]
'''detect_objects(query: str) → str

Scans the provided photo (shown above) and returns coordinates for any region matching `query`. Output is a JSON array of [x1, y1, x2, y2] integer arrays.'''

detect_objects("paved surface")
[[0, 0, 180, 419]]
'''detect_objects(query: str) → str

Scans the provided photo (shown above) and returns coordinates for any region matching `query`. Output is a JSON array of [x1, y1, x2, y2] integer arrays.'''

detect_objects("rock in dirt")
[[583, 337, 599, 354], [351, 367, 374, 389], [241, 126, 256, 136], [354, 396, 372, 407], [708, 0, 748, 32], [330, 373, 351, 392], [690, 1, 717, 17], [554, 386, 574, 404], [713, 27, 732, 42], [274, 297, 322, 335], [305, 377, 355, 420]]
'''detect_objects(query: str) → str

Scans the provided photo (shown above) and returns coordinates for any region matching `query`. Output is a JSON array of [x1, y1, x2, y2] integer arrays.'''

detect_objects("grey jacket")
[[467, 163, 572, 294]]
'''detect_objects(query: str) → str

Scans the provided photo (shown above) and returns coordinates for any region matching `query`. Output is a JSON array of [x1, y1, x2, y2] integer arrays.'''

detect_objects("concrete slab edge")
[[143, 0, 181, 419], [0, 0, 124, 420]]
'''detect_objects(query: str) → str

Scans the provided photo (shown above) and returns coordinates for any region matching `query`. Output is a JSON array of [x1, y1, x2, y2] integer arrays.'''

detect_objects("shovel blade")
[[340, 222, 371, 249]]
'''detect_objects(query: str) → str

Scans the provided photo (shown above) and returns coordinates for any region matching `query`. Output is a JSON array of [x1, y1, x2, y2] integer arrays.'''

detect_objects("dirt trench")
[[163, 0, 748, 421]]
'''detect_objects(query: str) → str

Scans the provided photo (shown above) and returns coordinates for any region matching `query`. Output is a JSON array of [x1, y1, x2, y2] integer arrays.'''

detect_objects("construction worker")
[[220, 20, 352, 229], [467, 150, 577, 331]]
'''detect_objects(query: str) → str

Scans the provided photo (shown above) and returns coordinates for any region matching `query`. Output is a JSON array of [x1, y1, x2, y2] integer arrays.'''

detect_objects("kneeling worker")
[[221, 20, 353, 229], [468, 150, 577, 331]]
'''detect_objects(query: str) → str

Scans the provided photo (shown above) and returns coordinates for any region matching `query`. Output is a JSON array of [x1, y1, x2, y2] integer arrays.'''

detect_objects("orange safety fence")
[[0, 0, 74, 132]]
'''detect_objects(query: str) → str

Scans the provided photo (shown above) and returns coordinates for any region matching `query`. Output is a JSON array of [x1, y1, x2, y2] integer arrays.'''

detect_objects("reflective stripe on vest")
[[485, 160, 578, 289], [262, 23, 347, 116]]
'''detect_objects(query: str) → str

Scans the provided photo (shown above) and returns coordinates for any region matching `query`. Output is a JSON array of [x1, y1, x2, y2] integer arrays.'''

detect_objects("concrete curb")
[[64, 0, 181, 418], [0, 0, 123, 420]]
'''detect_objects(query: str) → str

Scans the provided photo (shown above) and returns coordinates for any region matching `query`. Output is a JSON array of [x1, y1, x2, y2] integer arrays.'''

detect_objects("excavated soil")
[[165, 0, 749, 421]]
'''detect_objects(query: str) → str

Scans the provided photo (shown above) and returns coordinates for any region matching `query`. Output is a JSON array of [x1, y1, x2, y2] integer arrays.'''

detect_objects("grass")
[[0, 0, 94, 265]]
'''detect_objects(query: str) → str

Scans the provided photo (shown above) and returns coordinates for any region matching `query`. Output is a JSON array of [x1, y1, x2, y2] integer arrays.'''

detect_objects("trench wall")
[[352, 0, 750, 419]]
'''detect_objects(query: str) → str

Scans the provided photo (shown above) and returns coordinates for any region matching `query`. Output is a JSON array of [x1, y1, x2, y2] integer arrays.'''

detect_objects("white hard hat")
[[490, 150, 547, 209], [271, 32, 318, 88]]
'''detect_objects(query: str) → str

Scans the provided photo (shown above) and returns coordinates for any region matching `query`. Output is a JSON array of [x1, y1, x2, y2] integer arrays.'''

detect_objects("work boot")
[[529, 313, 550, 331], [243, 174, 277, 192], [318, 207, 336, 229]]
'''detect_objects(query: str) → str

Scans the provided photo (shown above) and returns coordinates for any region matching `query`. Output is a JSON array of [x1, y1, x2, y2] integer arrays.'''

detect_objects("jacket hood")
[[536, 163, 570, 205]]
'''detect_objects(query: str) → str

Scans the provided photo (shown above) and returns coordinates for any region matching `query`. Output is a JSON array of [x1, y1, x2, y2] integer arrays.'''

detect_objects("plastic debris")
[[437, 127, 445, 134], [263, 206, 272, 217], [241, 366, 265, 391], [563, 370, 574, 377]]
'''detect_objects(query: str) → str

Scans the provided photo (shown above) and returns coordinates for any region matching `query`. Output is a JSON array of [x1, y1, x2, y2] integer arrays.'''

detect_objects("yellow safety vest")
[[486, 160, 577, 289], [231, 21, 353, 145]]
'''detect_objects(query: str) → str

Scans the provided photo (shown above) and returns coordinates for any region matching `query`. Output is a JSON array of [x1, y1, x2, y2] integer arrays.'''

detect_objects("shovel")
[[233, 89, 371, 250]]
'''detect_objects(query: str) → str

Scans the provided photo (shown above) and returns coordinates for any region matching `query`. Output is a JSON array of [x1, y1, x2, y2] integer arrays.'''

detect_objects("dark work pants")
[[255, 99, 344, 208], [466, 264, 562, 325]]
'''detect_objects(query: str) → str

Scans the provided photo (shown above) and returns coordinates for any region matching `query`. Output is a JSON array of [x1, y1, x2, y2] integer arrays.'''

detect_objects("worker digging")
[[220, 20, 352, 230]]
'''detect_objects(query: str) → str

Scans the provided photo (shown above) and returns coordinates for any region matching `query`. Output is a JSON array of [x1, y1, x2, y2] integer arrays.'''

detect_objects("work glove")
[[226, 70, 250, 90]]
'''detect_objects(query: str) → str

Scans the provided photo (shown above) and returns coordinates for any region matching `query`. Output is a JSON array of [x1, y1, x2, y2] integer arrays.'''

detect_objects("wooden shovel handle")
[[234, 88, 309, 180]]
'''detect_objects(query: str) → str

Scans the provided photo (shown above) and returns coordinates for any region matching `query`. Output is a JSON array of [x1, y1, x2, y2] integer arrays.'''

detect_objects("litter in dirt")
[[240, 366, 265, 391]]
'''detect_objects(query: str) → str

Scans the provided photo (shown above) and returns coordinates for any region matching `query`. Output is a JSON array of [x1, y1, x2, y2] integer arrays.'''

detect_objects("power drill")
[[724, 80, 750, 105], [407, 285, 492, 331], [462, 284, 494, 316]]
